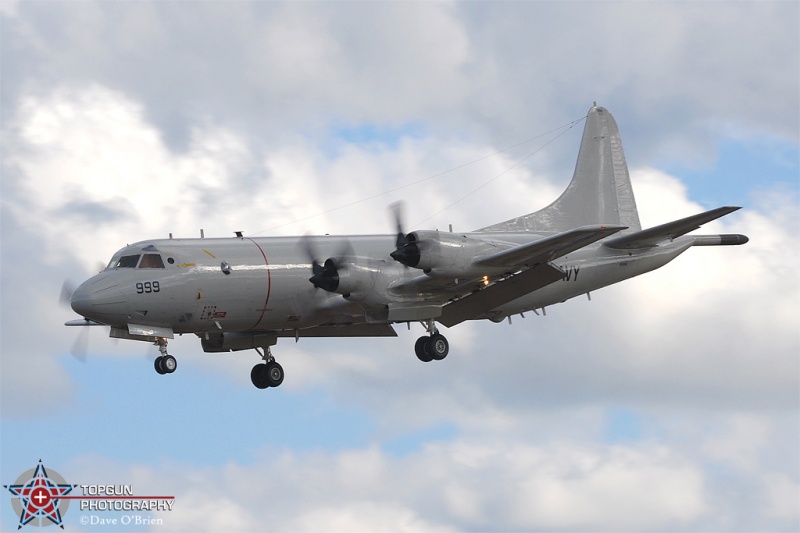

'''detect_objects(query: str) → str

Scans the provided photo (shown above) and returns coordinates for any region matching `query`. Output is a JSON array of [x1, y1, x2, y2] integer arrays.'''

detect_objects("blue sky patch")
[[603, 407, 645, 443], [330, 122, 427, 148], [663, 136, 799, 208], [381, 423, 459, 457], [0, 356, 375, 473]]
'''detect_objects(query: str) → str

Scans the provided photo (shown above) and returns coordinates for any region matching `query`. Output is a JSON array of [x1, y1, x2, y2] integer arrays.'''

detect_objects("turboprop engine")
[[391, 230, 497, 278], [308, 257, 377, 298]]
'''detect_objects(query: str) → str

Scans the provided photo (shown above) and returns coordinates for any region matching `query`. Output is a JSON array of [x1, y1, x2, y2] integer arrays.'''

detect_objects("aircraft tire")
[[161, 355, 177, 373], [266, 361, 284, 388], [154, 356, 167, 375], [429, 334, 449, 361], [250, 364, 270, 389], [415, 337, 433, 363]]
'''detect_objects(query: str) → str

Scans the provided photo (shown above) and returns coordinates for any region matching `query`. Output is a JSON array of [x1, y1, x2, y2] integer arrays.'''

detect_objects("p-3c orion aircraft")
[[66, 105, 748, 389]]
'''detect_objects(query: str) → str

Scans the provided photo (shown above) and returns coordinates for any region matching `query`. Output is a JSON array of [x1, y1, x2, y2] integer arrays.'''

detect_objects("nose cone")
[[70, 274, 129, 325], [70, 282, 93, 317]]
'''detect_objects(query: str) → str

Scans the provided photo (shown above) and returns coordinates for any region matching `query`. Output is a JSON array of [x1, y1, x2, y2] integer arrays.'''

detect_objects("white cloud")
[[1, 3, 797, 531], [4, 85, 259, 263], [762, 473, 800, 523], [245, 2, 471, 122], [702, 414, 771, 473], [62, 441, 713, 532]]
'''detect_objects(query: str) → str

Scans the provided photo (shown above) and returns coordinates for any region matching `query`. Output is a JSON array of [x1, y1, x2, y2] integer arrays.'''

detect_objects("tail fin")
[[480, 105, 642, 234]]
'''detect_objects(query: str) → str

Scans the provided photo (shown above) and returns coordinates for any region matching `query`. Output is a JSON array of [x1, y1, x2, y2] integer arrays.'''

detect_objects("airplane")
[[66, 105, 749, 389]]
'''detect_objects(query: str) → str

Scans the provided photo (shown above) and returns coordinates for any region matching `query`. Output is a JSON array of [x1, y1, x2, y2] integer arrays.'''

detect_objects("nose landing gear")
[[154, 338, 177, 375]]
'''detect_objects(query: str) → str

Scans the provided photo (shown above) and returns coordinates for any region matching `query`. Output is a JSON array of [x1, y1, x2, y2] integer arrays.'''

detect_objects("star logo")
[[5, 460, 76, 529]]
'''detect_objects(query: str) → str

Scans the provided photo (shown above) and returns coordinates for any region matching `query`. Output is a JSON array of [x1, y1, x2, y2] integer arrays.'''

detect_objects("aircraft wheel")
[[415, 336, 433, 363], [154, 356, 167, 375], [161, 354, 177, 374], [266, 361, 284, 388], [250, 364, 270, 389], [429, 334, 449, 361]]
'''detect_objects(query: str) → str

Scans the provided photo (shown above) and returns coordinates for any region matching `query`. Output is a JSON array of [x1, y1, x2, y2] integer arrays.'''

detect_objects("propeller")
[[301, 236, 353, 293], [389, 201, 421, 267], [60, 280, 76, 308], [310, 257, 341, 292], [60, 280, 89, 362]]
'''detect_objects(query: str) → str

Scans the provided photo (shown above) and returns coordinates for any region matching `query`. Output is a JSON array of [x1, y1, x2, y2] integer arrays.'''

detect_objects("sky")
[[1, 1, 798, 531]]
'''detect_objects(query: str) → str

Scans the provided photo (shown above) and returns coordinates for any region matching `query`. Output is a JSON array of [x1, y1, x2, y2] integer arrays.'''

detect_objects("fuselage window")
[[115, 255, 141, 268], [139, 254, 165, 269]]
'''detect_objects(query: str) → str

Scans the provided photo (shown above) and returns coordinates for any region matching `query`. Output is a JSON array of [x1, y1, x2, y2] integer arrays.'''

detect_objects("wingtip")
[[723, 234, 749, 245]]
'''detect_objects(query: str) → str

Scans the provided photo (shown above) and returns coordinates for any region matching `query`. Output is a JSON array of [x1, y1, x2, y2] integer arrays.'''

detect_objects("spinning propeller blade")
[[301, 236, 353, 293], [389, 201, 421, 267], [60, 280, 76, 308]]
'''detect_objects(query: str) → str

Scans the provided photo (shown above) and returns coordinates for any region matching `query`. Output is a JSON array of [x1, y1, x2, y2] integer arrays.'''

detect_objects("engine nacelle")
[[309, 257, 377, 298], [396, 230, 497, 277], [334, 263, 377, 297]]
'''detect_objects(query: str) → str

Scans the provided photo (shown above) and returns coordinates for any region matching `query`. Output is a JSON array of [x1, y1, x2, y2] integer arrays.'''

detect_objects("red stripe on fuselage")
[[247, 238, 271, 329]]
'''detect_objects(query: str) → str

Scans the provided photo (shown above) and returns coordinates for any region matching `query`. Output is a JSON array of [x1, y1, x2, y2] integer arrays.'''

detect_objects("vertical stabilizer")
[[480, 105, 641, 234]]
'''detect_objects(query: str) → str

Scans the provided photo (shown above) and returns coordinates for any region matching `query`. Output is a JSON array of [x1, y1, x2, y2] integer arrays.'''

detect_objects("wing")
[[391, 224, 624, 295], [474, 225, 626, 268], [391, 225, 625, 325], [438, 263, 564, 327]]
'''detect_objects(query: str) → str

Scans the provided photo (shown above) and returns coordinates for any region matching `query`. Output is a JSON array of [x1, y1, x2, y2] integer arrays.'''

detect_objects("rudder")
[[480, 105, 642, 234]]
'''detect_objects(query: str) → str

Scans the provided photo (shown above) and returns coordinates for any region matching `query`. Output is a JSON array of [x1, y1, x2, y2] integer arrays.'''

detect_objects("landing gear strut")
[[414, 320, 449, 362], [154, 338, 177, 375], [251, 347, 284, 389]]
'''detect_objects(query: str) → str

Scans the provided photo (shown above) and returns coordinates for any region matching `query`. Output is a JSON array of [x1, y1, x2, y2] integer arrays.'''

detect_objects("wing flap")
[[604, 206, 741, 249], [474, 225, 626, 268], [439, 263, 564, 327]]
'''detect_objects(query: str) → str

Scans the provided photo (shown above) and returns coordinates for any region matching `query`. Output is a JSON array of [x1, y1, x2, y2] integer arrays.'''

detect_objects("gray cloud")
[[2, 2, 796, 163]]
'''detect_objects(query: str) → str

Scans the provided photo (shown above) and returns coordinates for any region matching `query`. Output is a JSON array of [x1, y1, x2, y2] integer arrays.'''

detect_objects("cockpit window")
[[114, 254, 141, 268], [138, 254, 165, 269]]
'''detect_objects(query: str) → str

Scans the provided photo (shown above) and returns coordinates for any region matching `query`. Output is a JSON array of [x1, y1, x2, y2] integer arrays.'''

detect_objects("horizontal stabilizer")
[[603, 206, 742, 250], [475, 225, 626, 268], [439, 263, 564, 327]]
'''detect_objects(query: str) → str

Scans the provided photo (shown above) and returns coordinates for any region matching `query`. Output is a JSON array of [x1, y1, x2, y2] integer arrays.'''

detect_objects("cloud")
[[1, 3, 798, 531], [2, 84, 796, 530], [63, 441, 710, 532]]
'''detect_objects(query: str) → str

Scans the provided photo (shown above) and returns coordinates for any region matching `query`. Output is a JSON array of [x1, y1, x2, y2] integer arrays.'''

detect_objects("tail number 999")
[[136, 281, 160, 294]]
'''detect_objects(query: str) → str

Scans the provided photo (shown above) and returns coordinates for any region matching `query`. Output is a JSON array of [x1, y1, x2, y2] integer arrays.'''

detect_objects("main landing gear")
[[250, 347, 284, 389], [151, 337, 284, 389], [154, 338, 177, 375], [414, 320, 449, 362]]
